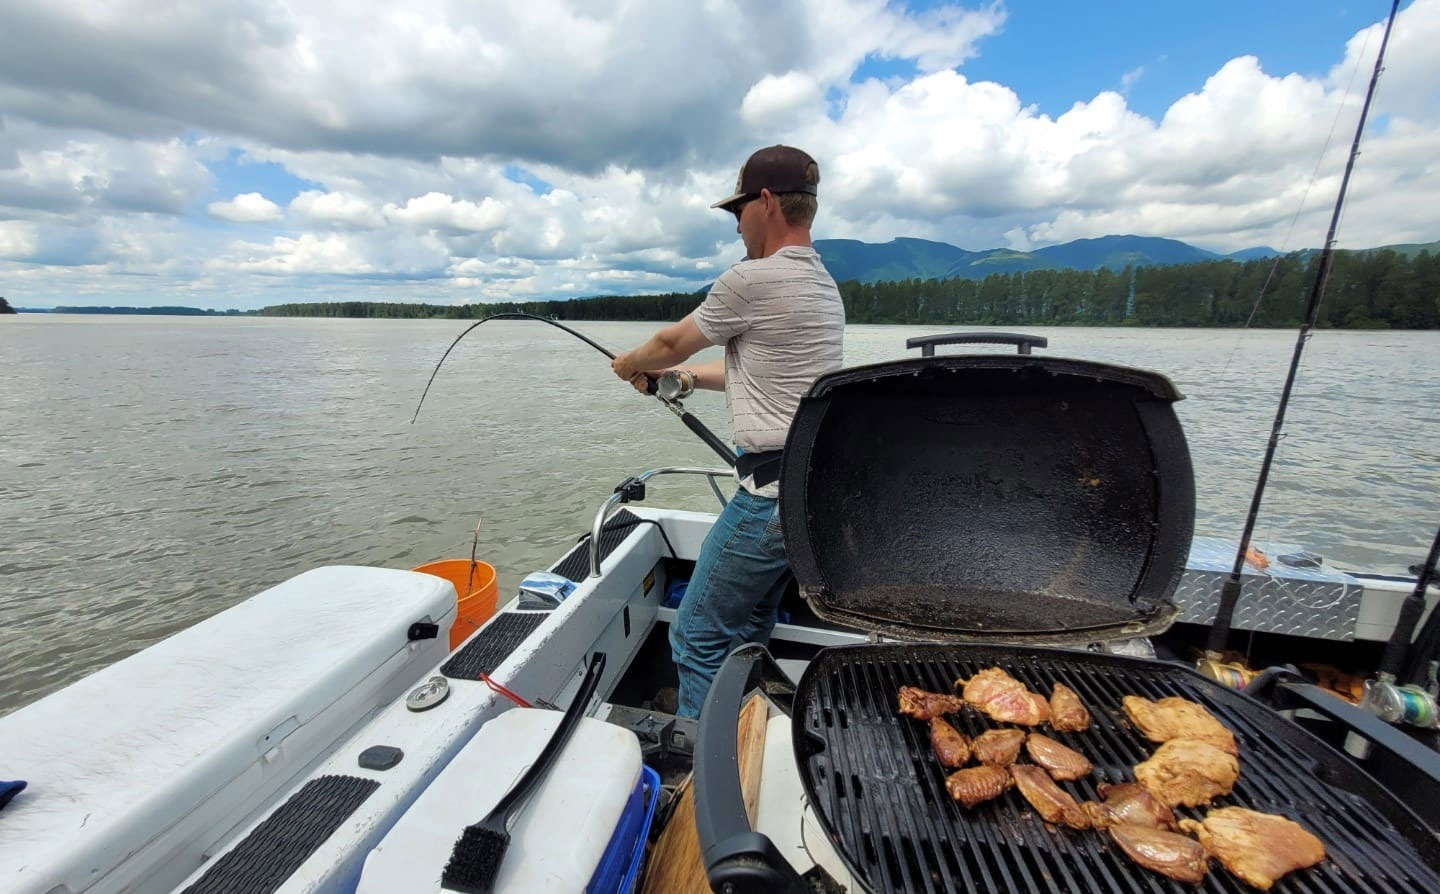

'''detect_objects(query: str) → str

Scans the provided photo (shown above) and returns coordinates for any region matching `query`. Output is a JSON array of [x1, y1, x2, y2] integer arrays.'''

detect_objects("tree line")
[[46, 305, 249, 316], [258, 248, 1438, 328]]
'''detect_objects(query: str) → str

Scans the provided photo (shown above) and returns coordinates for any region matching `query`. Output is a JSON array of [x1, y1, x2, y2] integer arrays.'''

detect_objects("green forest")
[[259, 248, 1438, 328]]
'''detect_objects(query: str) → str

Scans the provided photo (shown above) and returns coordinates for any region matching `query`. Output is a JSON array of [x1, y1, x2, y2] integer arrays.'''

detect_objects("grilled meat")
[[972, 728, 1027, 767], [945, 765, 1012, 808], [1123, 695, 1237, 755], [1082, 782, 1177, 830], [1179, 807, 1325, 891], [1108, 824, 1210, 885], [1049, 682, 1090, 732], [898, 685, 965, 720], [1009, 764, 1091, 829], [957, 667, 1050, 726], [1025, 733, 1092, 781], [1134, 738, 1239, 808], [930, 717, 971, 768]]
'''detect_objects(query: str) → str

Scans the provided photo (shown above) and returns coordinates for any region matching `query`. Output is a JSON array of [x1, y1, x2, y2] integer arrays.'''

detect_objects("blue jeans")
[[671, 487, 791, 718]]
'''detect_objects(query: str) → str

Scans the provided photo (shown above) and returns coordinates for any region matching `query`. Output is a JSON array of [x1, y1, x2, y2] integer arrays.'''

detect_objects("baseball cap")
[[711, 145, 818, 211]]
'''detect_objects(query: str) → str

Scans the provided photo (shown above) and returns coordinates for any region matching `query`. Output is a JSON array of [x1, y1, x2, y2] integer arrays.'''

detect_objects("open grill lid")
[[778, 355, 1195, 645]]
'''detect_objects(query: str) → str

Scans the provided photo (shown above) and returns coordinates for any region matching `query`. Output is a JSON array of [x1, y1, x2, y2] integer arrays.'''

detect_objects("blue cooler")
[[587, 765, 661, 894]]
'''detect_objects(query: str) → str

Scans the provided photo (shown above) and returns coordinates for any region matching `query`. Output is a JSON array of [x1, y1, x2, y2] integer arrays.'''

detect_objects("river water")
[[2, 315, 1437, 715]]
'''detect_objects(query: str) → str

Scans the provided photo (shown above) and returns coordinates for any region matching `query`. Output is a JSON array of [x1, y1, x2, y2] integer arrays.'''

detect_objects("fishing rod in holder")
[[1347, 524, 1440, 747], [411, 312, 737, 467], [1199, 0, 1401, 684]]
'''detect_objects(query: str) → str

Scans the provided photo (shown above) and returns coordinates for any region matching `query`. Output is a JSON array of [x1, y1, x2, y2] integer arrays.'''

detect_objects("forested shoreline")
[[260, 249, 1438, 329], [21, 248, 1436, 327]]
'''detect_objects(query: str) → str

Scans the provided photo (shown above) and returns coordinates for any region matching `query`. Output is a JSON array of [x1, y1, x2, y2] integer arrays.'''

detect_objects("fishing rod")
[[1200, 0, 1401, 676], [1399, 527, 1440, 688], [1333, 524, 1440, 756], [410, 312, 737, 466]]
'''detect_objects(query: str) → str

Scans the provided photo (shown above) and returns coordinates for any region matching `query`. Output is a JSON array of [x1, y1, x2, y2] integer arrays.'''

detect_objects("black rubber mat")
[[441, 611, 548, 680], [551, 508, 643, 582], [179, 775, 379, 894]]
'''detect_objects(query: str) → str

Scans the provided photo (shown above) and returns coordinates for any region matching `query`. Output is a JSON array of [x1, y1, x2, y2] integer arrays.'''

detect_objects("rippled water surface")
[[3, 316, 1437, 714]]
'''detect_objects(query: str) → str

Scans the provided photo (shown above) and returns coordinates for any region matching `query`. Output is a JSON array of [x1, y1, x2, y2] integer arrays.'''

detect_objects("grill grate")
[[795, 644, 1440, 894]]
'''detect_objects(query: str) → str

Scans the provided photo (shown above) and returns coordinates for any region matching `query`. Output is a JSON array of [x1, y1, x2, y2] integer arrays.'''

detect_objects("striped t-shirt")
[[694, 245, 845, 496]]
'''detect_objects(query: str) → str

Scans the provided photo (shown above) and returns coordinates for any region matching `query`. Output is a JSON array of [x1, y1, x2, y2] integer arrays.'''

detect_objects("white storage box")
[[0, 565, 455, 894], [358, 708, 641, 894]]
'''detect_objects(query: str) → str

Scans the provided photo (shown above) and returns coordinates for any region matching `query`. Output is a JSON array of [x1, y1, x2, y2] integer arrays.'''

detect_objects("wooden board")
[[639, 694, 768, 894]]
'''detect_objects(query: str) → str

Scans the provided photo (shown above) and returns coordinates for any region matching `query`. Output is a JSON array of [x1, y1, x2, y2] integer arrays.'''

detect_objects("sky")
[[0, 0, 1435, 310]]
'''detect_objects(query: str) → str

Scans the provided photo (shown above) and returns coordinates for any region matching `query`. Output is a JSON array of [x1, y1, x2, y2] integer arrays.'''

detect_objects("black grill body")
[[691, 350, 1440, 894], [779, 356, 1194, 644], [794, 644, 1440, 894]]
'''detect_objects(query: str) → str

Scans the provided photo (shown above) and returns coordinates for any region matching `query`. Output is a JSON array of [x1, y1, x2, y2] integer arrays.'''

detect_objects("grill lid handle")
[[905, 331, 1048, 356], [694, 644, 805, 894]]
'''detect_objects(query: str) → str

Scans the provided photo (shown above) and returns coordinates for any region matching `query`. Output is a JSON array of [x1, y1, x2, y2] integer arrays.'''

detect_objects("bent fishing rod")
[[1201, 0, 1400, 673], [410, 312, 737, 466]]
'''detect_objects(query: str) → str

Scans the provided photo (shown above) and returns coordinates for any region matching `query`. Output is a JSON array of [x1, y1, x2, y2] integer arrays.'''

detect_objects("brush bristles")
[[440, 824, 510, 894]]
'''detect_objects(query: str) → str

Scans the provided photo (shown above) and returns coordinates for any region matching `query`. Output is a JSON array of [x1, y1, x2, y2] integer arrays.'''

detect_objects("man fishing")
[[611, 145, 846, 717]]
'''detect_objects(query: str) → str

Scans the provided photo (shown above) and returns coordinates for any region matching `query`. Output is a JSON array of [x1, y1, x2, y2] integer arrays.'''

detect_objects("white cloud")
[[1120, 65, 1145, 94], [384, 192, 506, 233], [741, 72, 826, 130], [0, 128, 212, 218], [207, 192, 282, 223], [208, 232, 374, 274], [0, 221, 38, 258], [0, 0, 1436, 308], [290, 189, 383, 228]]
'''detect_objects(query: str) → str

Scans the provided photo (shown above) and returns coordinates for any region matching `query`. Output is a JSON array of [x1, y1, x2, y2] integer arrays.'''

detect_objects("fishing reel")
[[654, 369, 696, 403], [1196, 657, 1258, 691], [1358, 664, 1440, 730]]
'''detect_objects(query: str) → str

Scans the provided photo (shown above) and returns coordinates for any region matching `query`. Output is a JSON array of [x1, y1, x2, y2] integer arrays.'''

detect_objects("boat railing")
[[590, 466, 733, 577]]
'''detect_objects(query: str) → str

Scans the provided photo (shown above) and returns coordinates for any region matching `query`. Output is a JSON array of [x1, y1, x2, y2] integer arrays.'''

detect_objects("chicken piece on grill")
[[898, 685, 966, 721], [1025, 733, 1093, 781], [1123, 695, 1237, 755], [972, 728, 1027, 767], [1009, 764, 1091, 829], [956, 667, 1051, 726], [1109, 824, 1210, 885], [945, 765, 1012, 808], [1049, 682, 1090, 732], [1082, 782, 1177, 830], [1179, 807, 1325, 891], [929, 717, 971, 768], [1134, 738, 1239, 808]]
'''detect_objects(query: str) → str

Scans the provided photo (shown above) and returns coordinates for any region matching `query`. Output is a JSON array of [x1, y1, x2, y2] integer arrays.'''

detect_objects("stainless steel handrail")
[[589, 467, 733, 577]]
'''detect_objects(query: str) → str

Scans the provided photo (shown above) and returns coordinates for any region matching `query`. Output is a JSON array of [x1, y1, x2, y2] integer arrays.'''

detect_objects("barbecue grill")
[[692, 351, 1440, 893]]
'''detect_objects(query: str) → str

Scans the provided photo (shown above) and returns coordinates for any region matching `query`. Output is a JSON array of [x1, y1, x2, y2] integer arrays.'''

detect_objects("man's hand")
[[612, 352, 657, 394], [611, 351, 642, 382]]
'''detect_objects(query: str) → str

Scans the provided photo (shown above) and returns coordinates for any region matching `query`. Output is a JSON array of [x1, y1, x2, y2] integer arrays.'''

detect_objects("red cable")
[[480, 672, 532, 707]]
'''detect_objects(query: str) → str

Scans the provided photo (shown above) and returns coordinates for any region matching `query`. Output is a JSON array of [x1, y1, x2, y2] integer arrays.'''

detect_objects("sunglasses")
[[730, 194, 759, 221]]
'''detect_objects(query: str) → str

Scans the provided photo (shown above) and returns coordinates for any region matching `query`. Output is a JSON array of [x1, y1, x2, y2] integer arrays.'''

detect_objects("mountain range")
[[811, 234, 1435, 284]]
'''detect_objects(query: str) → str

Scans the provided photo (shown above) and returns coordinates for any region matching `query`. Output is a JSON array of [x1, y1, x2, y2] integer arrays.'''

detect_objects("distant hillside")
[[813, 237, 973, 283], [945, 249, 1055, 278], [1379, 240, 1440, 259], [1225, 246, 1281, 261], [1032, 235, 1217, 268], [814, 234, 1295, 283]]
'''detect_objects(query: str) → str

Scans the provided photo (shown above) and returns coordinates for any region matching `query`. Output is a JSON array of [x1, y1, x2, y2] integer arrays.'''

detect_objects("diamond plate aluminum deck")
[[1172, 535, 1365, 640]]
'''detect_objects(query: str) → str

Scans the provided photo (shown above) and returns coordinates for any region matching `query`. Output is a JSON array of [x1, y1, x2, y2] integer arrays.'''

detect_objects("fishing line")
[[1212, 15, 1383, 611], [410, 311, 737, 465], [1205, 0, 1402, 661], [411, 313, 620, 423], [1219, 21, 1377, 374]]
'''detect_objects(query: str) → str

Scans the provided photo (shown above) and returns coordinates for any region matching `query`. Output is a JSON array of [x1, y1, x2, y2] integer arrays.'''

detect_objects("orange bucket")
[[412, 559, 499, 649]]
